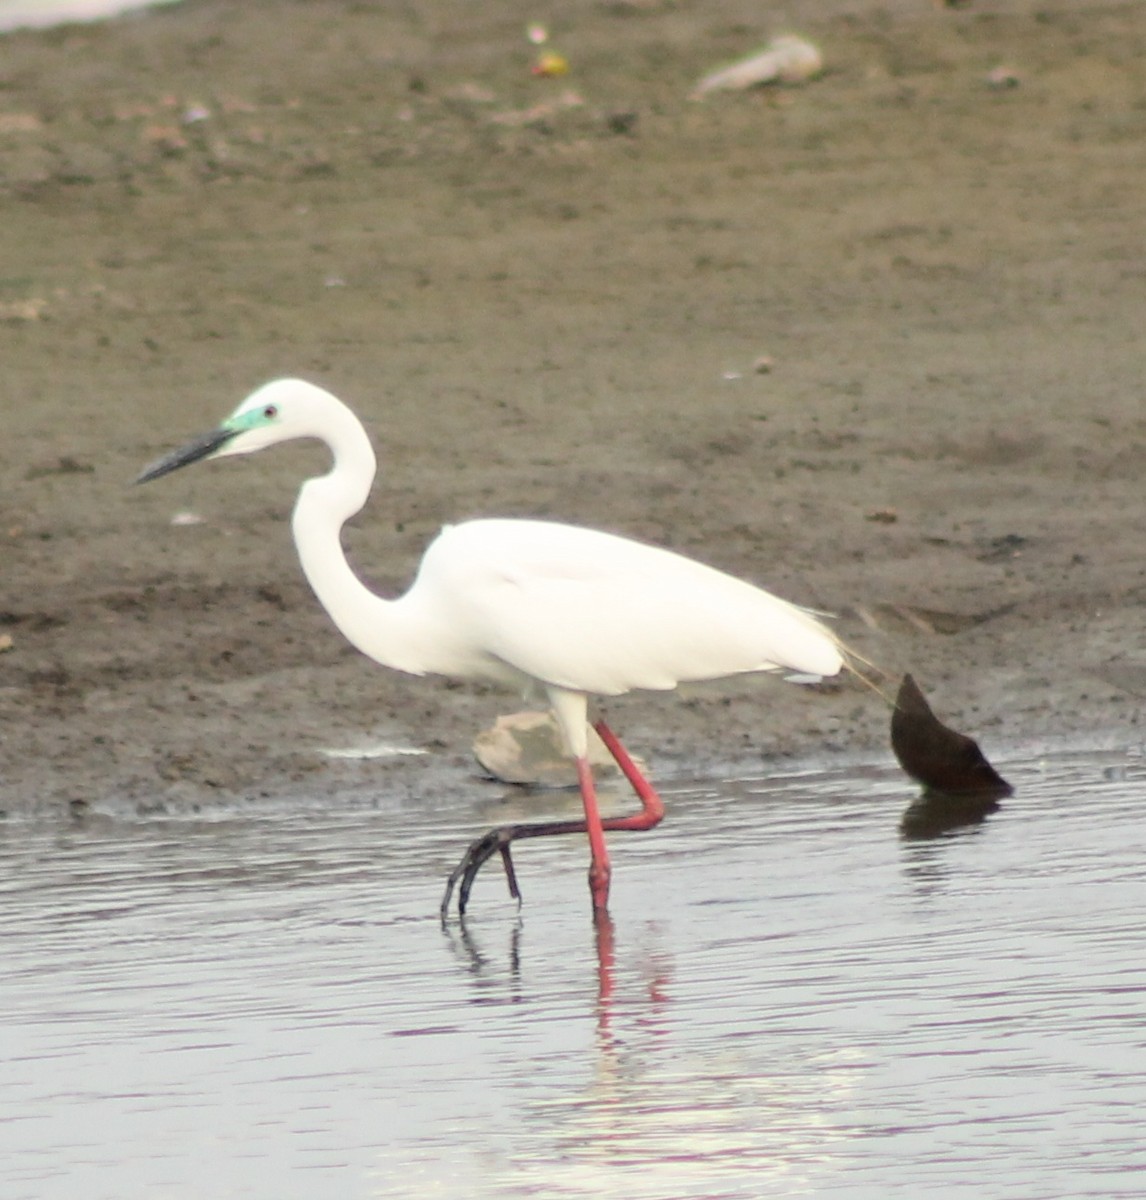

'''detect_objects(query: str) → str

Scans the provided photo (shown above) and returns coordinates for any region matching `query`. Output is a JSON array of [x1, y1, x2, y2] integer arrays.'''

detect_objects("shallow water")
[[3, 748, 1146, 1199]]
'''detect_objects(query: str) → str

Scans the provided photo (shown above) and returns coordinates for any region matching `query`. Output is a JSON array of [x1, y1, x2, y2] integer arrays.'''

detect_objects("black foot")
[[439, 816, 592, 921], [440, 826, 523, 921]]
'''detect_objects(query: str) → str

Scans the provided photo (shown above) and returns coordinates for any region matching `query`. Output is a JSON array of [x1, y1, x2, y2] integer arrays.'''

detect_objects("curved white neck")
[[289, 404, 428, 675]]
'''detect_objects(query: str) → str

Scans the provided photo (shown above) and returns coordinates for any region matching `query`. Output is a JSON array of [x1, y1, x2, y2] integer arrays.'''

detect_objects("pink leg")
[[442, 720, 666, 919], [593, 720, 666, 831], [575, 757, 611, 912], [573, 721, 667, 913]]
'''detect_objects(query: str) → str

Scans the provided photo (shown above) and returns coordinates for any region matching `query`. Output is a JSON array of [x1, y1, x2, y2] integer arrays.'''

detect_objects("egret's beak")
[[135, 426, 240, 484]]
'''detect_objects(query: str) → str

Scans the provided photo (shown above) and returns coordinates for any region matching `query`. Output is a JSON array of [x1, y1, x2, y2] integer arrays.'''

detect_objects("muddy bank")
[[1, 0, 1144, 817]]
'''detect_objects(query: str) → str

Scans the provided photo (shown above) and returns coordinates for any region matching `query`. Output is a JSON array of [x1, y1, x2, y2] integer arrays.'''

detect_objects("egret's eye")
[[263, 405, 278, 419]]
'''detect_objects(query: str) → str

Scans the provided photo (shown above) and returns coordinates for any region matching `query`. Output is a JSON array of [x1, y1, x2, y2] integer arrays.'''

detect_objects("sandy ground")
[[2, 0, 1144, 819]]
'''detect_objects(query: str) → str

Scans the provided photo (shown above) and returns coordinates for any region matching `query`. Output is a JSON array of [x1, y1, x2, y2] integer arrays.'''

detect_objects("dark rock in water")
[[891, 674, 1012, 797]]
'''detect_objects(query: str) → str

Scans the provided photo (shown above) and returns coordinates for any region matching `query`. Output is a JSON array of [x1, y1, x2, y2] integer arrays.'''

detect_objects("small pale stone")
[[473, 710, 646, 787]]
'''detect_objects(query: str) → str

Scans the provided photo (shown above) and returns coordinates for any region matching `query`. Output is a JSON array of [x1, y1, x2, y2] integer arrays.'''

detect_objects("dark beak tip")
[[134, 457, 179, 486], [134, 427, 238, 487]]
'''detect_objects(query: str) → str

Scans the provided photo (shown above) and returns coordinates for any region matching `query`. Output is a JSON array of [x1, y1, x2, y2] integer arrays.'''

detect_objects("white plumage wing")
[[412, 520, 843, 696]]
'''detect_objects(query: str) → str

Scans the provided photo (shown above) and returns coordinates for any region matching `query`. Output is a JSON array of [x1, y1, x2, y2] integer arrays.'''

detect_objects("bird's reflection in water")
[[441, 915, 524, 1005], [440, 905, 851, 1192], [593, 910, 617, 1028], [442, 907, 671, 1055]]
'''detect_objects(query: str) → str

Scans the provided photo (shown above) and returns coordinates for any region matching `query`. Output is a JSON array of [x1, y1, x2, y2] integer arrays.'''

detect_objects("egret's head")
[[135, 379, 338, 484]]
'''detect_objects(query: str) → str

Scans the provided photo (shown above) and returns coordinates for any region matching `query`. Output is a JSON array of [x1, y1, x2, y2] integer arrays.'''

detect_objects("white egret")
[[137, 379, 847, 918]]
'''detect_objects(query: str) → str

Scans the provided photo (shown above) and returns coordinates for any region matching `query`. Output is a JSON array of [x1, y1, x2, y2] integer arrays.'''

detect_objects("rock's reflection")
[[899, 789, 1006, 839]]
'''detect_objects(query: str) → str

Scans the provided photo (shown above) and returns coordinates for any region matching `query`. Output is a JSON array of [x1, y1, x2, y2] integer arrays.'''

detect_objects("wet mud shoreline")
[[2, 0, 1143, 817]]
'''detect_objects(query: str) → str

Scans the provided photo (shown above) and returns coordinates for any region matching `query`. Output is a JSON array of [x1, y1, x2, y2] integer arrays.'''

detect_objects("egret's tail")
[[837, 637, 896, 707]]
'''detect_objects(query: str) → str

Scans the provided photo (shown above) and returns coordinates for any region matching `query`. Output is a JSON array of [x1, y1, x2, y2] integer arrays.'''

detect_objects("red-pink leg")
[[593, 720, 666, 831], [573, 721, 667, 913], [442, 720, 666, 919], [575, 756, 612, 912]]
